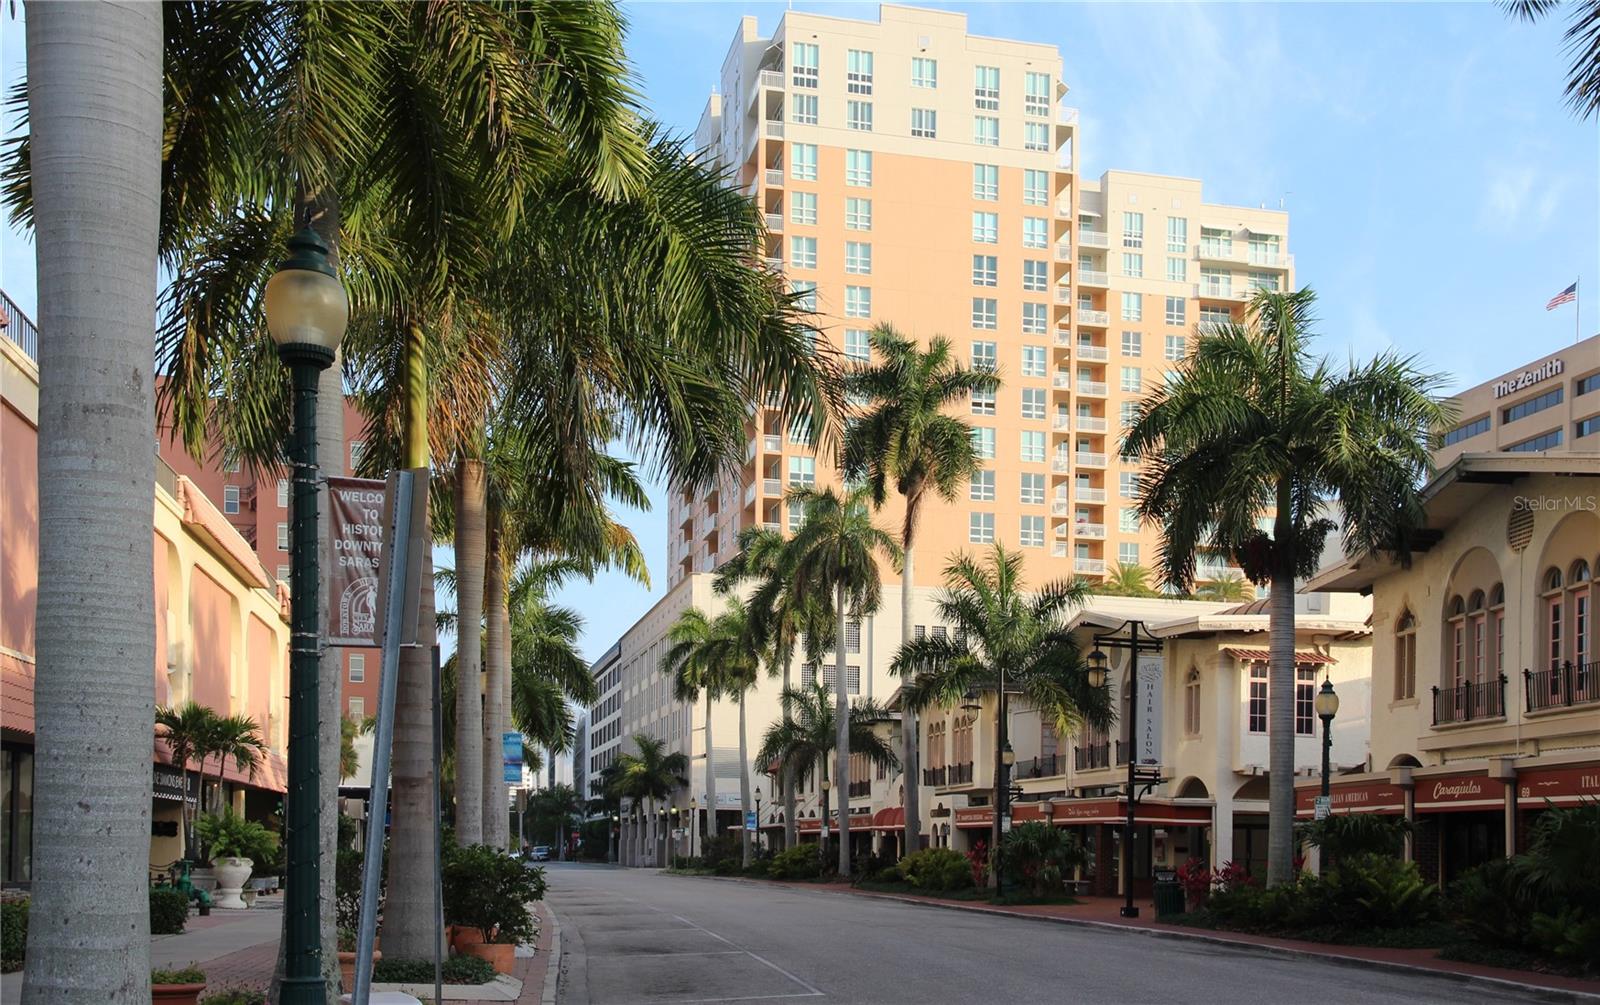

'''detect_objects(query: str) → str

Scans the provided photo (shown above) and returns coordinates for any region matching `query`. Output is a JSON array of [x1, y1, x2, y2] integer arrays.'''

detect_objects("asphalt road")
[[546, 863, 1541, 1005]]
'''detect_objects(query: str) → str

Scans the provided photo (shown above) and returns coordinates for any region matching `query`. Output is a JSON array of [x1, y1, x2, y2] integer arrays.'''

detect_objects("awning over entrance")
[[1414, 773, 1506, 813], [1517, 764, 1600, 806], [1224, 647, 1337, 665], [870, 806, 905, 832], [1294, 779, 1406, 818], [955, 799, 1211, 829]]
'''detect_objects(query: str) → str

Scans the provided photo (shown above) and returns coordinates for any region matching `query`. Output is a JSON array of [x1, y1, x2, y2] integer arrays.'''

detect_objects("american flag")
[[1545, 282, 1577, 310]]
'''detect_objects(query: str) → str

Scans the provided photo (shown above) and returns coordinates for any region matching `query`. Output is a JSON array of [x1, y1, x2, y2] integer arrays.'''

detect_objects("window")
[[1248, 663, 1268, 733], [1020, 515, 1045, 547], [970, 427, 996, 459], [1122, 211, 1144, 248], [1021, 387, 1046, 420], [1164, 334, 1186, 362], [349, 696, 365, 718], [844, 619, 862, 654], [970, 470, 995, 501], [1022, 260, 1048, 291], [1024, 71, 1050, 116], [1578, 415, 1600, 439], [911, 107, 937, 138], [821, 664, 861, 695], [845, 329, 870, 362], [1118, 542, 1140, 565], [1118, 507, 1139, 533], [1158, 297, 1184, 329], [970, 386, 995, 415], [788, 501, 806, 532], [223, 485, 240, 515], [276, 479, 289, 507], [1294, 665, 1317, 736], [847, 49, 873, 94], [349, 653, 366, 683], [845, 149, 872, 186], [1121, 331, 1142, 357], [1166, 257, 1187, 282], [912, 57, 937, 89], [974, 65, 1000, 110], [1503, 387, 1563, 424], [348, 441, 365, 472], [790, 281, 817, 311], [845, 241, 872, 274], [973, 116, 999, 146], [846, 197, 872, 230], [787, 456, 816, 486], [1120, 366, 1142, 393], [971, 298, 998, 329], [1119, 471, 1139, 498], [846, 100, 873, 131], [1122, 252, 1143, 278], [973, 164, 999, 201], [971, 340, 997, 372], [1024, 122, 1050, 151], [221, 450, 241, 474], [783, 93, 818, 127], [1248, 234, 1281, 264], [1023, 169, 1048, 206], [1200, 305, 1233, 327], [790, 191, 818, 225], [1022, 217, 1048, 249], [1393, 610, 1417, 700], [1120, 400, 1139, 428], [1021, 344, 1047, 375], [845, 286, 872, 318], [1441, 415, 1490, 446], [972, 254, 998, 286], [1120, 292, 1142, 321], [276, 564, 290, 582], [1167, 217, 1188, 253], [792, 43, 819, 88], [1248, 271, 1279, 292], [1020, 472, 1045, 504], [1577, 372, 1600, 396], [969, 512, 996, 543], [792, 143, 818, 181], [1200, 267, 1231, 297], [1201, 227, 1232, 257], [789, 235, 817, 269], [1021, 430, 1045, 462], [1022, 304, 1048, 336], [1184, 669, 1201, 736], [972, 211, 998, 243], [788, 413, 815, 447], [277, 523, 289, 551], [1507, 429, 1563, 452]]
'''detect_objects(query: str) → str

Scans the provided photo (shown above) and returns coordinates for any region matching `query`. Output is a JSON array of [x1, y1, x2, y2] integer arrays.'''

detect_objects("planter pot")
[[463, 941, 515, 975], [211, 857, 253, 909], [337, 949, 382, 990], [450, 926, 488, 952], [151, 983, 205, 1005]]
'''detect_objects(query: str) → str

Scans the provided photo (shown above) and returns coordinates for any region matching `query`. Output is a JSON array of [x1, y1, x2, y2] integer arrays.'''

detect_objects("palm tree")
[[18, 6, 162, 998], [784, 485, 902, 875], [1191, 573, 1254, 603], [1097, 562, 1158, 598], [1122, 287, 1449, 886], [339, 715, 376, 782], [451, 458, 488, 844], [611, 734, 689, 866], [661, 606, 731, 859], [526, 783, 583, 859], [1502, 0, 1600, 119], [202, 713, 268, 815], [755, 681, 898, 864], [892, 544, 1114, 870], [842, 323, 997, 853], [156, 702, 220, 858]]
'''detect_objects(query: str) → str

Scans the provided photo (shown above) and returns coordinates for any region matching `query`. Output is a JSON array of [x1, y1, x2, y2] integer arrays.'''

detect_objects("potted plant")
[[194, 811, 278, 910], [442, 845, 545, 974], [150, 965, 206, 1005], [336, 928, 382, 990]]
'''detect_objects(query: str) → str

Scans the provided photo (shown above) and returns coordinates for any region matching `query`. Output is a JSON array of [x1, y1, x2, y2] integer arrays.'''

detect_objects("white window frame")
[[791, 191, 818, 225], [970, 470, 996, 501], [791, 94, 819, 125], [846, 99, 874, 132], [911, 107, 937, 138], [969, 511, 996, 543], [845, 197, 872, 230], [1122, 211, 1144, 249], [1023, 169, 1048, 206], [845, 241, 872, 274], [972, 211, 998, 244], [847, 49, 874, 94], [1021, 388, 1046, 420], [972, 254, 998, 287], [1022, 217, 1048, 249], [971, 297, 998, 330], [789, 235, 817, 269], [845, 285, 872, 318], [973, 115, 999, 146], [971, 340, 998, 372], [845, 149, 873, 187], [222, 485, 241, 514], [973, 164, 999, 201], [912, 57, 938, 89], [974, 65, 1000, 110], [1020, 430, 1045, 463], [792, 143, 818, 181], [1020, 472, 1045, 504], [792, 43, 819, 89], [1019, 515, 1045, 547], [1021, 344, 1047, 376]]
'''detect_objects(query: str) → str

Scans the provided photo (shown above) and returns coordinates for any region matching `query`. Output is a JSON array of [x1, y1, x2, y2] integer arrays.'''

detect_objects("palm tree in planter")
[[842, 323, 997, 856], [201, 713, 268, 817], [156, 702, 220, 858], [611, 734, 689, 866], [755, 680, 898, 865], [784, 485, 901, 875], [1122, 287, 1449, 887], [892, 544, 1114, 882]]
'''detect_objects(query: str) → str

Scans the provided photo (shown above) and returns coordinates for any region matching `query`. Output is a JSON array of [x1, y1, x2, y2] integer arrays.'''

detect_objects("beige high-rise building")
[[668, 5, 1293, 593]]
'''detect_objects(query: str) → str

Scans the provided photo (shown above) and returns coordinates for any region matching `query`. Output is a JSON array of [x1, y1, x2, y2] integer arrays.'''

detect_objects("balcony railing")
[[1077, 309, 1110, 326], [1073, 742, 1109, 771], [764, 120, 785, 140], [1, 289, 38, 362], [1052, 414, 1072, 430], [1076, 269, 1109, 287], [1115, 740, 1131, 766], [1054, 329, 1073, 347], [763, 433, 782, 452], [1074, 415, 1108, 432], [1524, 662, 1599, 712], [1014, 754, 1064, 779], [762, 477, 781, 497], [1074, 557, 1105, 575], [1432, 673, 1508, 726], [1051, 500, 1069, 516], [761, 255, 783, 270], [848, 780, 871, 798], [1074, 521, 1106, 539], [765, 168, 785, 186], [1052, 542, 1068, 558], [764, 212, 784, 232], [1078, 229, 1109, 248], [1074, 486, 1106, 503], [1054, 242, 1072, 261], [948, 761, 974, 785], [1054, 287, 1073, 304], [1074, 344, 1108, 362], [1076, 381, 1108, 397], [759, 69, 785, 89], [1052, 373, 1073, 390], [922, 765, 946, 786], [1051, 457, 1071, 472]]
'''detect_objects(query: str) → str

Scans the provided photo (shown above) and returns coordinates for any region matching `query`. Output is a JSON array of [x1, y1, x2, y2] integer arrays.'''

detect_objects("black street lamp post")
[[1316, 678, 1340, 798], [754, 785, 764, 854], [264, 227, 347, 1005], [1088, 620, 1162, 920]]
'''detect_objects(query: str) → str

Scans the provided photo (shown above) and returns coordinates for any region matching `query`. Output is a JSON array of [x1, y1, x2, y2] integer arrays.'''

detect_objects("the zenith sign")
[[1493, 357, 1563, 399]]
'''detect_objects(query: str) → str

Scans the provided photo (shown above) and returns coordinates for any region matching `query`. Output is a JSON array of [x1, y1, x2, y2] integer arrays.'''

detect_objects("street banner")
[[326, 477, 386, 645], [503, 731, 523, 783], [1136, 655, 1164, 765], [744, 811, 757, 832]]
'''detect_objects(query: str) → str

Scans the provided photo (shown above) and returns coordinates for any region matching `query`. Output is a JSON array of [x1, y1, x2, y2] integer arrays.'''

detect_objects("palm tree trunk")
[[780, 642, 797, 851], [834, 582, 850, 877], [1266, 483, 1297, 888], [452, 458, 487, 844], [738, 693, 752, 867], [482, 520, 509, 849], [22, 7, 161, 998], [703, 692, 716, 855], [900, 499, 921, 856]]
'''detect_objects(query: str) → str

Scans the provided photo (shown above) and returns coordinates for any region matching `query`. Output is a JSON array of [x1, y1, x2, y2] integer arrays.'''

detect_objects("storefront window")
[[2, 747, 34, 884]]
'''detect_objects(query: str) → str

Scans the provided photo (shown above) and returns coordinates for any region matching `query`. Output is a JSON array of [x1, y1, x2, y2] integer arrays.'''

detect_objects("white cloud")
[[1480, 165, 1566, 232]]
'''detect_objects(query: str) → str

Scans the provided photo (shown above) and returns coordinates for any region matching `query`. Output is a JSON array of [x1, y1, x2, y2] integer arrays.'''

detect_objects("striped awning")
[[1224, 647, 1337, 665]]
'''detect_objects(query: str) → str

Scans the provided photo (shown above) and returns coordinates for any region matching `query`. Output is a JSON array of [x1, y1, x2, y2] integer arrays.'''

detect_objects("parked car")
[[530, 845, 551, 862]]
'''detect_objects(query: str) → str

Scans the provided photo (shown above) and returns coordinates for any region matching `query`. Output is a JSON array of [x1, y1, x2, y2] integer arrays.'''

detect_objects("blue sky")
[[3, 3, 1597, 665]]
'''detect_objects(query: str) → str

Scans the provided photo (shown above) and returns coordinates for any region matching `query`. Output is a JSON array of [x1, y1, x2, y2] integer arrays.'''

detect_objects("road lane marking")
[[665, 913, 825, 999]]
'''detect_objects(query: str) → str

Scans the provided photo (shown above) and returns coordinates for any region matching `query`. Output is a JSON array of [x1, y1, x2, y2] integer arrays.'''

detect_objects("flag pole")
[[1576, 277, 1581, 344]]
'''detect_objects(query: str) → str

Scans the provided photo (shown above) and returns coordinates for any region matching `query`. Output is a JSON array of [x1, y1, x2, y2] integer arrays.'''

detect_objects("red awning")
[[1294, 779, 1406, 818], [1224, 647, 1337, 665], [870, 807, 905, 831], [155, 739, 288, 794]]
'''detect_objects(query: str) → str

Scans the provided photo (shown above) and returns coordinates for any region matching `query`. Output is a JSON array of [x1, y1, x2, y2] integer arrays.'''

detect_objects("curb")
[[667, 872, 1600, 1003], [540, 904, 562, 1005]]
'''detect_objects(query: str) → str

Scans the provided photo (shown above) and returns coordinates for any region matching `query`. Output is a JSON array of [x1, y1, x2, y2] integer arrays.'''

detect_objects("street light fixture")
[[1090, 621, 1161, 920], [1316, 678, 1340, 798], [819, 777, 832, 863], [264, 227, 347, 1005]]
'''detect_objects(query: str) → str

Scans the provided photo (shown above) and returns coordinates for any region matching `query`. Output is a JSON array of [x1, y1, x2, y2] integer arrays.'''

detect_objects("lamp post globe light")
[[265, 227, 347, 1005], [1316, 678, 1340, 798]]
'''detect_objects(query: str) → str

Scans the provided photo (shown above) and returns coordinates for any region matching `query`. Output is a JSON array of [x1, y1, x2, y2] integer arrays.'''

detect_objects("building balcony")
[[764, 167, 784, 187], [1055, 287, 1073, 304], [761, 520, 780, 532], [1073, 521, 1106, 539], [1078, 229, 1109, 249], [1, 289, 38, 362], [764, 212, 784, 232], [1525, 662, 1600, 713], [1074, 344, 1108, 362], [764, 120, 785, 140], [1431, 674, 1508, 726], [1076, 269, 1109, 288], [1197, 242, 1242, 264], [1052, 373, 1073, 390], [1248, 252, 1293, 270], [1051, 500, 1069, 516], [763, 433, 782, 453], [762, 477, 782, 497], [1074, 557, 1105, 575], [1077, 308, 1110, 326], [1074, 451, 1107, 468], [1054, 329, 1073, 347], [945, 762, 974, 787], [1051, 457, 1071, 473], [1076, 380, 1108, 397], [744, 439, 758, 463], [1014, 754, 1064, 780], [1073, 742, 1109, 772], [759, 69, 785, 90], [1196, 281, 1248, 302], [1074, 415, 1108, 432], [1052, 414, 1072, 430], [1054, 242, 1072, 261], [1052, 542, 1068, 558], [1074, 485, 1107, 503], [848, 780, 871, 798], [922, 765, 945, 786], [762, 255, 783, 271], [743, 482, 757, 507]]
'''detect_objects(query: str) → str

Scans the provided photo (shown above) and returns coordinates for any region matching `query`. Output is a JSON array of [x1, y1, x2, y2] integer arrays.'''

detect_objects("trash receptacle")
[[1153, 869, 1183, 917]]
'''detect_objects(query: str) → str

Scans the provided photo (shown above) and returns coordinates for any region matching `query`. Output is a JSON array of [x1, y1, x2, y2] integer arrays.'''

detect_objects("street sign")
[[1000, 814, 1012, 833], [1313, 795, 1331, 821], [745, 811, 758, 832], [503, 731, 523, 783]]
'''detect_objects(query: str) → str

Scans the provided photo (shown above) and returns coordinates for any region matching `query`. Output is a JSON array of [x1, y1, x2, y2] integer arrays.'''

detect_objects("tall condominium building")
[[1433, 333, 1599, 469], [668, 5, 1292, 592]]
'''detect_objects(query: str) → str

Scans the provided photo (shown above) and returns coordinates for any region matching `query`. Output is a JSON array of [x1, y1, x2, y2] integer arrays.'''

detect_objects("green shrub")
[[201, 991, 266, 1004], [1297, 814, 1410, 863], [335, 848, 367, 931], [152, 965, 207, 984], [1, 898, 27, 972], [1322, 853, 1437, 929], [1001, 823, 1087, 897], [194, 810, 278, 864], [442, 844, 545, 944], [849, 852, 896, 886], [742, 859, 770, 878], [150, 888, 190, 935], [372, 954, 496, 985], [897, 848, 972, 892], [701, 834, 741, 874], [767, 845, 823, 881], [876, 865, 901, 884]]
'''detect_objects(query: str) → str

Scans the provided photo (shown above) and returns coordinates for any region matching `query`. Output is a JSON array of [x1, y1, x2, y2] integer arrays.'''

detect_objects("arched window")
[[1544, 567, 1565, 671], [1447, 595, 1467, 688], [1184, 668, 1201, 736], [1489, 584, 1505, 678], [1395, 610, 1417, 700], [1571, 560, 1592, 674], [1466, 590, 1487, 685]]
